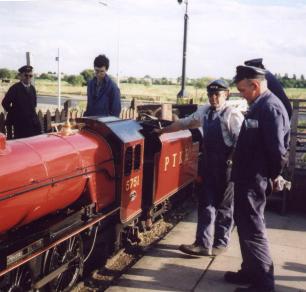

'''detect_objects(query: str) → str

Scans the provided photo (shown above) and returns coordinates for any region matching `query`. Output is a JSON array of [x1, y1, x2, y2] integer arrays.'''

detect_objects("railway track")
[[72, 192, 197, 292]]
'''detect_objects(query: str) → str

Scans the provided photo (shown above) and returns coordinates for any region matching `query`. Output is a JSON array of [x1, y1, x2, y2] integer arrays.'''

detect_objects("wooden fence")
[[0, 104, 138, 139], [287, 99, 306, 212]]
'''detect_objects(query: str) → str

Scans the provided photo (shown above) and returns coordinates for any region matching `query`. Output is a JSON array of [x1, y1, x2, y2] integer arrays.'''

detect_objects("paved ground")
[[106, 209, 306, 292]]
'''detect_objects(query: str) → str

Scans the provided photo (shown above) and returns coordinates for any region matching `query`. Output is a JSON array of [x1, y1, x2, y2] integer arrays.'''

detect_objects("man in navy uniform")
[[84, 54, 121, 117], [2, 65, 41, 139], [156, 80, 244, 256], [244, 58, 292, 118], [224, 66, 290, 292]]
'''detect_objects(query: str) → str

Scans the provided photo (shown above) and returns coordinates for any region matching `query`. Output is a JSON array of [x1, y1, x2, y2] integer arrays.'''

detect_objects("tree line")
[[1, 68, 306, 89]]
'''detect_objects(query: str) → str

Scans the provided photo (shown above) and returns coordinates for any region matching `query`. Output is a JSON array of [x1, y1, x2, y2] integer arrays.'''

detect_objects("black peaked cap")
[[244, 58, 264, 68], [233, 65, 266, 83], [18, 65, 33, 73]]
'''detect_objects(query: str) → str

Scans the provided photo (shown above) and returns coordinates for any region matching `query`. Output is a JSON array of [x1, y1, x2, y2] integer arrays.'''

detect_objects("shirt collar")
[[21, 81, 31, 88], [210, 103, 226, 112], [248, 89, 270, 111], [94, 74, 109, 86]]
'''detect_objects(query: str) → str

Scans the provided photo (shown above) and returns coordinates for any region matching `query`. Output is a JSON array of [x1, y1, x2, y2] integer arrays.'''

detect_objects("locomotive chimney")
[[60, 117, 73, 136]]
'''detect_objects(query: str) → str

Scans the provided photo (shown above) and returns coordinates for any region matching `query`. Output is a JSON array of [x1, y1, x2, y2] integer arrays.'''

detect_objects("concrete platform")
[[106, 210, 306, 292]]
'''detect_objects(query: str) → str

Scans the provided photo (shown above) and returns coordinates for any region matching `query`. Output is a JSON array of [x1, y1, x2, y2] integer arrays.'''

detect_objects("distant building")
[[168, 78, 178, 85]]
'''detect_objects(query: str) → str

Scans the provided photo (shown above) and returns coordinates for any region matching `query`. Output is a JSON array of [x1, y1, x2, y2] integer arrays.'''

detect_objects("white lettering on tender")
[[164, 156, 170, 171], [179, 151, 183, 165], [164, 146, 193, 172], [172, 153, 177, 167]]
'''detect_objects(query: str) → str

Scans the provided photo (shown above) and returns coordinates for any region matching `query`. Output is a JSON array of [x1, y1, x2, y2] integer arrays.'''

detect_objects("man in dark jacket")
[[244, 58, 292, 118], [224, 65, 290, 292], [84, 54, 121, 117], [2, 65, 41, 139]]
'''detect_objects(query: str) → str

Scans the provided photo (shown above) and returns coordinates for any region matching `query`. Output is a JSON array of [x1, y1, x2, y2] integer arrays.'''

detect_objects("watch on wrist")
[[226, 160, 233, 166]]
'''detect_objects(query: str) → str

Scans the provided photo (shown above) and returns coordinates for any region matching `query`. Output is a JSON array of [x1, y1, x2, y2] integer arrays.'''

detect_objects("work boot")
[[234, 286, 275, 292], [179, 243, 212, 256], [212, 245, 228, 256], [224, 270, 251, 285]]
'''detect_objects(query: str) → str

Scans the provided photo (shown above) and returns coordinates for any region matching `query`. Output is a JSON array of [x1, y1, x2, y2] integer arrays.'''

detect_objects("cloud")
[[0, 0, 305, 78], [186, 0, 306, 77]]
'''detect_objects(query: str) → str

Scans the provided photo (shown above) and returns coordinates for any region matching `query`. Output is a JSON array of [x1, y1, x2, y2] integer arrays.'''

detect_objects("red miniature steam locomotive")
[[0, 116, 201, 291]]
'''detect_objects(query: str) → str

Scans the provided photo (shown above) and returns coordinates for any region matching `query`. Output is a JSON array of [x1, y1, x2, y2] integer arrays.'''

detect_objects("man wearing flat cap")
[[2, 65, 41, 139], [224, 65, 290, 292], [155, 79, 244, 256], [244, 58, 292, 118]]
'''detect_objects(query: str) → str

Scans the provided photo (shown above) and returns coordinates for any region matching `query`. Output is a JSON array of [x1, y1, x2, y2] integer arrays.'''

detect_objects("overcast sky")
[[0, 0, 305, 79]]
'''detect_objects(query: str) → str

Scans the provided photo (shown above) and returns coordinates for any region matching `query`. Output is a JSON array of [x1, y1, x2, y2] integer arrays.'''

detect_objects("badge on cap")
[[207, 79, 229, 92]]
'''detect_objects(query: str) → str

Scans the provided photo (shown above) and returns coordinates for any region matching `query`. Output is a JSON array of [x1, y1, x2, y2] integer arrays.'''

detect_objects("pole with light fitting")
[[55, 48, 61, 109], [177, 0, 189, 102]]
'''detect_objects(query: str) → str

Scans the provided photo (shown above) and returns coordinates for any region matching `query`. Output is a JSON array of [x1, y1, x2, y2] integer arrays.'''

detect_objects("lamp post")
[[55, 48, 61, 109], [26, 51, 35, 86], [177, 0, 189, 103]]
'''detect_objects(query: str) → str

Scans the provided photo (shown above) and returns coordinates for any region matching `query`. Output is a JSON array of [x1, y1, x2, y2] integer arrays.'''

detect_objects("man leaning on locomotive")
[[155, 79, 244, 257]]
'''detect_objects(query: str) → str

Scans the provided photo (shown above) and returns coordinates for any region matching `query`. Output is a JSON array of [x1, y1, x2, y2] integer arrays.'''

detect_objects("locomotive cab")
[[79, 117, 145, 224]]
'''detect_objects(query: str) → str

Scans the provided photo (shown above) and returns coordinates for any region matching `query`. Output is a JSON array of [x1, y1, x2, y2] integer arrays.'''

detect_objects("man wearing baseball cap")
[[156, 79, 244, 256]]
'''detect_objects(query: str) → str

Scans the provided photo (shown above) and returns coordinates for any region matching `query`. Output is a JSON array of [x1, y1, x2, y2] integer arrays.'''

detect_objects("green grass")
[[119, 83, 206, 103], [35, 79, 87, 97], [284, 88, 306, 99], [1, 79, 306, 105]]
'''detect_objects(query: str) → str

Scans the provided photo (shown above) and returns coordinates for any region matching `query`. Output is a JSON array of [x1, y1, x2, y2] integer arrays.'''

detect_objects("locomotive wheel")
[[43, 235, 84, 292], [1, 266, 32, 292]]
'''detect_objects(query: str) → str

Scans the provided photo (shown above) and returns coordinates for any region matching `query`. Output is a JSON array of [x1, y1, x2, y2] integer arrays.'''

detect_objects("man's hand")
[[273, 175, 292, 192], [152, 128, 163, 135]]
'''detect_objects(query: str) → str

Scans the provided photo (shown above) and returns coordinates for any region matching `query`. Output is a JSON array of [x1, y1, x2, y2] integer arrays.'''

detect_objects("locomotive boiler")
[[0, 116, 201, 291]]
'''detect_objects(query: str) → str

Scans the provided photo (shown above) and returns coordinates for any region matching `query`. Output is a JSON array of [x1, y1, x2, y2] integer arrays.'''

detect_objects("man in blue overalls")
[[157, 80, 244, 256], [224, 66, 290, 292]]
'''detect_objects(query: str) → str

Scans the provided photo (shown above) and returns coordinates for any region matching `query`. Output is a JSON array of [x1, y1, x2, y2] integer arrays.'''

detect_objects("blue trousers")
[[234, 179, 275, 290], [196, 182, 234, 249]]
